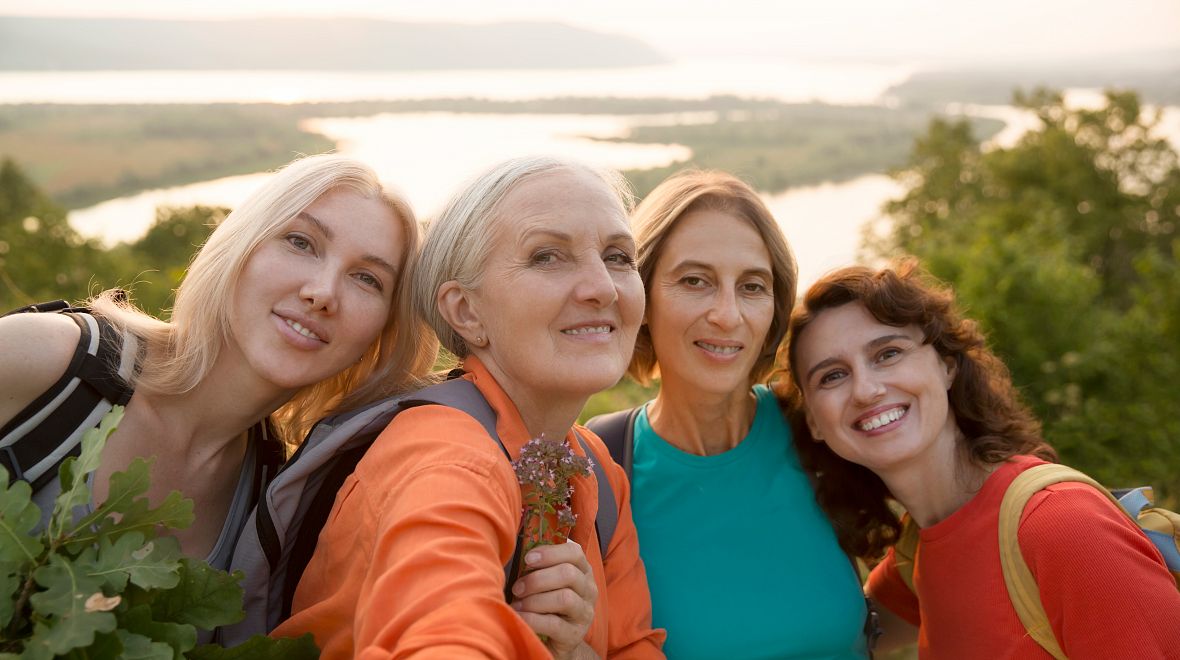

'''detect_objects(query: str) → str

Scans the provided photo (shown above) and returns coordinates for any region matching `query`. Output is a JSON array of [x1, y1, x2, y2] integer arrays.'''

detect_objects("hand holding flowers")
[[511, 437, 601, 660]]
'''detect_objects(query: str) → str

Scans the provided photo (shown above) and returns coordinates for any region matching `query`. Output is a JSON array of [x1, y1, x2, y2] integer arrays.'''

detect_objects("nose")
[[300, 266, 339, 314], [705, 288, 742, 331], [573, 256, 619, 309], [851, 369, 886, 405]]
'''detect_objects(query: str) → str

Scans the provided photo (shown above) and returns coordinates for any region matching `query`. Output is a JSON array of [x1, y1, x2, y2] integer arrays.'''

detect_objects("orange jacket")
[[272, 356, 666, 659]]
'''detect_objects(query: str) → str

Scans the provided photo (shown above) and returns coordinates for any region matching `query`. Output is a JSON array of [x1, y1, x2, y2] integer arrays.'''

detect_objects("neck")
[[648, 379, 757, 456], [137, 346, 294, 453], [880, 430, 993, 528], [475, 361, 583, 443]]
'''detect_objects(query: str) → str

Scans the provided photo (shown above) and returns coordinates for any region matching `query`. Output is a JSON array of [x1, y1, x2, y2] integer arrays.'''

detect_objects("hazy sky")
[[4, 0, 1179, 63]]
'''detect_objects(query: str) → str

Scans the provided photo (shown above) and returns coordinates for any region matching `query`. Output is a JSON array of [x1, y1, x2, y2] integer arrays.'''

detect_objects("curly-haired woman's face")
[[793, 302, 959, 477]]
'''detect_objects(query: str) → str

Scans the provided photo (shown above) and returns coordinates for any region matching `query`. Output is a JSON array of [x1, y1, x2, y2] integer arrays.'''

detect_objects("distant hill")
[[888, 50, 1180, 106], [0, 16, 668, 70]]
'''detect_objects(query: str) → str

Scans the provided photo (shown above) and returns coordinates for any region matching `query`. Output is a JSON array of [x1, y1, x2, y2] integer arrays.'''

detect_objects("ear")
[[436, 280, 486, 348], [942, 354, 958, 389]]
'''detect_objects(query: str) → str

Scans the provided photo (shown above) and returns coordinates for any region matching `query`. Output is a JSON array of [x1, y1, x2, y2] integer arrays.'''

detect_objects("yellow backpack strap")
[[998, 464, 1125, 660], [894, 513, 920, 593]]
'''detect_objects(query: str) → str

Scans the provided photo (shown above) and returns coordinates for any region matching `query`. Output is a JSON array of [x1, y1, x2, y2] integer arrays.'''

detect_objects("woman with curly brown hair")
[[785, 260, 1180, 659]]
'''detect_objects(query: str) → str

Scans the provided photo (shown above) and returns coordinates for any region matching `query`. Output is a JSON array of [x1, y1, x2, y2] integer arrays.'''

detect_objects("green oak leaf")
[[0, 567, 20, 629], [86, 532, 182, 592], [120, 603, 198, 657], [28, 555, 116, 653], [68, 457, 194, 551], [49, 406, 123, 539], [150, 559, 244, 631], [116, 629, 175, 660], [186, 633, 320, 660], [0, 470, 44, 567]]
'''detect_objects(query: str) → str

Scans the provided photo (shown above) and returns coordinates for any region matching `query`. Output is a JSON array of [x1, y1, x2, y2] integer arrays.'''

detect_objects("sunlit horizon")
[[2, 0, 1178, 63]]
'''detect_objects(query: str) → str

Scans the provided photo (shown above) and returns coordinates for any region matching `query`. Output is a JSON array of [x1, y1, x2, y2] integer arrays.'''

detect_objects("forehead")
[[492, 168, 628, 239], [796, 302, 921, 361], [295, 187, 404, 260], [656, 208, 770, 271]]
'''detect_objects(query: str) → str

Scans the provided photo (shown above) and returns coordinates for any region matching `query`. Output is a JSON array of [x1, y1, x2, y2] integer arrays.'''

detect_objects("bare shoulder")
[[0, 312, 82, 428]]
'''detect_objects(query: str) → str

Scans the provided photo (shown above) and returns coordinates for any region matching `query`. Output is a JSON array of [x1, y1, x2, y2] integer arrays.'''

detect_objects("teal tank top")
[[630, 385, 868, 659]]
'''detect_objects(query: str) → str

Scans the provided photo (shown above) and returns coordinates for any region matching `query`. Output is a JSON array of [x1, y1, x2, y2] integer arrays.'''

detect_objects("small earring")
[[474, 336, 484, 346]]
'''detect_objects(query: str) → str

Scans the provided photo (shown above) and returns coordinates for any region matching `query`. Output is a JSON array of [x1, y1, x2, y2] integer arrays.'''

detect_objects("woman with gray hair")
[[274, 156, 665, 659], [0, 153, 434, 571]]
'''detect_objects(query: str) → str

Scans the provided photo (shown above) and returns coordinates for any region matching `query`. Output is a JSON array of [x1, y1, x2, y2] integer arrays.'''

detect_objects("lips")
[[274, 311, 329, 344], [694, 340, 741, 355], [560, 320, 615, 338], [854, 405, 908, 432]]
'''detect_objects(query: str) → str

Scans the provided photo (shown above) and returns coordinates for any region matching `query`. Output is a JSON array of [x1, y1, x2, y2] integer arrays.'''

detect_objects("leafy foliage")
[[870, 89, 1180, 500], [0, 407, 318, 657]]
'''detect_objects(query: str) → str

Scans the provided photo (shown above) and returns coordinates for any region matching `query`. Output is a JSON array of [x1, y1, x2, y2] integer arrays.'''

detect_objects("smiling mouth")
[[695, 341, 741, 355], [857, 406, 908, 431], [285, 318, 323, 342], [562, 325, 612, 336]]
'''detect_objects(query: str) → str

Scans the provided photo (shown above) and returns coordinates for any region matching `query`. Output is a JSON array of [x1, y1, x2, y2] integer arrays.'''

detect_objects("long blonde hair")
[[92, 153, 437, 441]]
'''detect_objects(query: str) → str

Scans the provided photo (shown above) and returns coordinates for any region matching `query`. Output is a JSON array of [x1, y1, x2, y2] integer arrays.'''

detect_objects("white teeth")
[[858, 407, 906, 431], [562, 325, 611, 335], [285, 319, 322, 341], [696, 341, 740, 355]]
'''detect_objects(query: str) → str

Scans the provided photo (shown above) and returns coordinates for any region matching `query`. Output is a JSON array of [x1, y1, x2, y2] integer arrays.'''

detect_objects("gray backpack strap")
[[574, 430, 618, 559], [585, 407, 638, 480]]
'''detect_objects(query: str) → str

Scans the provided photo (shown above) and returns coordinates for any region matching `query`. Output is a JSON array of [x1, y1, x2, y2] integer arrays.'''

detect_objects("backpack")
[[585, 406, 640, 478], [219, 374, 619, 646], [894, 463, 1180, 660]]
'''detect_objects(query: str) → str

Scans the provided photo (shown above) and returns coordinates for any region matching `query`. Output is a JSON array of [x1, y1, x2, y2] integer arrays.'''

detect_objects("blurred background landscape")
[[1, 0, 1177, 560]]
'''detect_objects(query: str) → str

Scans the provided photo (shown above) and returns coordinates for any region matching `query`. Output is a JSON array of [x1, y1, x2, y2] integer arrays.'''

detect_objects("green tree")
[[0, 158, 114, 312], [110, 205, 224, 316], [871, 89, 1180, 499]]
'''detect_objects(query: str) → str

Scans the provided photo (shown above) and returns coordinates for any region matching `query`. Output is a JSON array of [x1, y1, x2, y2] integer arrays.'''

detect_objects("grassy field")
[[0, 98, 1002, 208]]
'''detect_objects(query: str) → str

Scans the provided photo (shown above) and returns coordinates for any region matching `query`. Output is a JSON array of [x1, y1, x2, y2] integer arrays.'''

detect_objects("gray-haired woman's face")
[[464, 168, 645, 404]]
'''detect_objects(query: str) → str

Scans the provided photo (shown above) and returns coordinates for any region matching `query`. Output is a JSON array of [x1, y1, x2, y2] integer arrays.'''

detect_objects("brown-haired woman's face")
[[645, 209, 775, 397], [793, 302, 959, 476]]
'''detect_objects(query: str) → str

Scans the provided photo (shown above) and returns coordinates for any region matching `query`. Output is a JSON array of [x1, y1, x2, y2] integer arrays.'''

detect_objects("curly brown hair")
[[776, 259, 1055, 559]]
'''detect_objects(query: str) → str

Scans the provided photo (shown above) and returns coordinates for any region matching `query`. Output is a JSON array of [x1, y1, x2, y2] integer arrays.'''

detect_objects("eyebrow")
[[804, 332, 914, 381], [296, 211, 399, 277], [668, 260, 772, 280], [518, 228, 636, 250]]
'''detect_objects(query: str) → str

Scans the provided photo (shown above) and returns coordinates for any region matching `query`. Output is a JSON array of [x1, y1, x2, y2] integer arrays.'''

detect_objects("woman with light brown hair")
[[786, 259, 1180, 658], [588, 169, 870, 658]]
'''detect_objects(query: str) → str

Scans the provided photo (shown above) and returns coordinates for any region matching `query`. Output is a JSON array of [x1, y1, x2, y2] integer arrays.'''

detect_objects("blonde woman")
[[0, 154, 436, 572]]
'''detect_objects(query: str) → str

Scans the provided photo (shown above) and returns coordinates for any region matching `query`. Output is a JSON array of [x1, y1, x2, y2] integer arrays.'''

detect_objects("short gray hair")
[[413, 155, 634, 358]]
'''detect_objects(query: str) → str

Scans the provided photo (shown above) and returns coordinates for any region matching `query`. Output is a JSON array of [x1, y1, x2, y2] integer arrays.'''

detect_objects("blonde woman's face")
[[465, 168, 645, 407], [227, 187, 403, 392]]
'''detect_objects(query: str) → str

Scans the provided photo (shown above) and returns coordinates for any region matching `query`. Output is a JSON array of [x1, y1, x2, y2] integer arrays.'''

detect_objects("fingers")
[[521, 540, 592, 574], [511, 560, 598, 603], [511, 586, 593, 620], [515, 610, 588, 657]]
